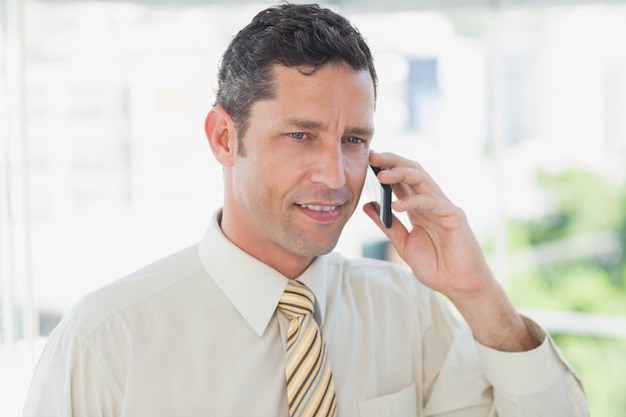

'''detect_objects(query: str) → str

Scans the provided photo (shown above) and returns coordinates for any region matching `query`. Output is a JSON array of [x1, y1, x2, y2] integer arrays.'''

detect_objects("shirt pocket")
[[357, 383, 417, 417]]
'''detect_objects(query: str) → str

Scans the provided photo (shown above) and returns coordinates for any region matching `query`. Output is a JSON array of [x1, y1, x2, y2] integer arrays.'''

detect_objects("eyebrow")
[[285, 117, 374, 138]]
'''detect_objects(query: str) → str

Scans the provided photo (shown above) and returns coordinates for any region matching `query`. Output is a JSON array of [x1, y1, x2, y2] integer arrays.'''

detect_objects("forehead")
[[272, 62, 374, 97], [263, 63, 375, 126]]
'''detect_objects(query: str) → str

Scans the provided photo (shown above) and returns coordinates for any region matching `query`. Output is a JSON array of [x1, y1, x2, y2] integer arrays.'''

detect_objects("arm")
[[363, 151, 589, 415], [419, 309, 589, 417], [23, 327, 121, 417], [364, 151, 535, 351]]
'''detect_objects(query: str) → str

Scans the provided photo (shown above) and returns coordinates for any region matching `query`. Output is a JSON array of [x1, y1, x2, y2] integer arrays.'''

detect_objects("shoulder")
[[326, 252, 431, 304], [56, 244, 205, 338], [325, 252, 466, 338]]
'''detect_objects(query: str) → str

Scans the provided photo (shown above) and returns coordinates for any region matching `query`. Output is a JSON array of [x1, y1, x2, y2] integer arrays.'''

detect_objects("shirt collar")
[[198, 210, 328, 337]]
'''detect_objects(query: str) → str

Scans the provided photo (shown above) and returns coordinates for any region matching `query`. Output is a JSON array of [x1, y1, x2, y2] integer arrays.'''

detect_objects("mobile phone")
[[365, 164, 392, 228]]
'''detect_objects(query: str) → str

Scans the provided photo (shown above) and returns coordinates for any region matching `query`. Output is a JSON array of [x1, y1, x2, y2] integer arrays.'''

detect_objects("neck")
[[218, 210, 315, 279]]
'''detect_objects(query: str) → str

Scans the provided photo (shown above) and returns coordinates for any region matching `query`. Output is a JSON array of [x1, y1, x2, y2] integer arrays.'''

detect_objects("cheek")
[[244, 160, 289, 208], [235, 158, 269, 205], [344, 153, 369, 187]]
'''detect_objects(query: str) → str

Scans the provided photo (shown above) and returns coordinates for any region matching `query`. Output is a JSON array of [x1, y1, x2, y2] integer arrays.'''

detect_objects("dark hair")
[[214, 3, 377, 151]]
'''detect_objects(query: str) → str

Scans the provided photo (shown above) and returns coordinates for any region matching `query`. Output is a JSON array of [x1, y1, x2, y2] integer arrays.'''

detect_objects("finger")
[[379, 167, 447, 200], [392, 193, 467, 229], [392, 193, 443, 213], [362, 201, 385, 229], [369, 151, 422, 171], [369, 152, 446, 198], [362, 202, 409, 243]]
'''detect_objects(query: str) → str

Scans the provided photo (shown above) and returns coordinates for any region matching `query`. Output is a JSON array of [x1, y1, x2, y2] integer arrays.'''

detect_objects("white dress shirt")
[[24, 211, 588, 417]]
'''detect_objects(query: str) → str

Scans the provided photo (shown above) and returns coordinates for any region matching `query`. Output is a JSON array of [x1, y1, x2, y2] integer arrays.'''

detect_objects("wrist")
[[452, 282, 541, 352]]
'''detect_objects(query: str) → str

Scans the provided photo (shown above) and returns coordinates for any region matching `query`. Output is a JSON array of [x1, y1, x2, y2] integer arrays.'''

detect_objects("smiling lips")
[[296, 203, 343, 222], [299, 204, 339, 212]]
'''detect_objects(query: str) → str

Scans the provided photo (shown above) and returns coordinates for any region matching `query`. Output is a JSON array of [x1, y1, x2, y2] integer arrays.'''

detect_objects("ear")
[[205, 106, 238, 167]]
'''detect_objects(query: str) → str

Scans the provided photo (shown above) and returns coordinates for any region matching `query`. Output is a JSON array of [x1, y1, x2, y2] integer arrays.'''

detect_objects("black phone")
[[365, 164, 392, 228]]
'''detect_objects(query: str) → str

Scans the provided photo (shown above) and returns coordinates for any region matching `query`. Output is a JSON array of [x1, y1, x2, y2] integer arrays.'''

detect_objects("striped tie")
[[277, 280, 338, 417]]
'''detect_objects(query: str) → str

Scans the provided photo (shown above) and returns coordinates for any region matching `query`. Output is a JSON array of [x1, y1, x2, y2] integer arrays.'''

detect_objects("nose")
[[309, 144, 347, 190]]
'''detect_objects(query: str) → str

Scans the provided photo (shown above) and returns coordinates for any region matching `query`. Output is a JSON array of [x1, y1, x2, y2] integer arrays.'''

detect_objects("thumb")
[[362, 202, 408, 246]]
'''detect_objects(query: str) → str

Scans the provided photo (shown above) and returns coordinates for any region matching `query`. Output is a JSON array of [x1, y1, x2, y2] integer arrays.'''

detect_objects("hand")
[[363, 151, 540, 351], [364, 151, 490, 299]]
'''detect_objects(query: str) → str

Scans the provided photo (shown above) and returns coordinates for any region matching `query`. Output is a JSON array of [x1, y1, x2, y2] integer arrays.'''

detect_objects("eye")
[[344, 136, 364, 145], [289, 132, 307, 140]]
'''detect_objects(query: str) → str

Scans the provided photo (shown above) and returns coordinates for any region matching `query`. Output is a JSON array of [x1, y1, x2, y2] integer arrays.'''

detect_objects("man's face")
[[221, 63, 375, 275]]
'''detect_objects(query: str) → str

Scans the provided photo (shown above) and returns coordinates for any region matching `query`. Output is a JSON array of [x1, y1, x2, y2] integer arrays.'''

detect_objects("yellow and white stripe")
[[278, 280, 338, 417]]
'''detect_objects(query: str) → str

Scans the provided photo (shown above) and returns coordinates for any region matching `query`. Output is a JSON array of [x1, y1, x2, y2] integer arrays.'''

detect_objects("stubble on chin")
[[280, 220, 347, 258]]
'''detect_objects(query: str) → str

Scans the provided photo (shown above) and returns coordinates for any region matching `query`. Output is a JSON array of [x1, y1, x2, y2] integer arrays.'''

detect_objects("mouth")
[[295, 203, 344, 223], [297, 204, 339, 212]]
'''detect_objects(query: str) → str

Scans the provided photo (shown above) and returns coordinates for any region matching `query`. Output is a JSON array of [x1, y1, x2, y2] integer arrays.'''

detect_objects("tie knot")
[[278, 280, 316, 320]]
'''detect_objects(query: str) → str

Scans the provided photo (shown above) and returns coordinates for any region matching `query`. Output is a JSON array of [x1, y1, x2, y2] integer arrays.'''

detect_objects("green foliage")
[[506, 168, 626, 417], [509, 264, 626, 314], [535, 169, 624, 237], [553, 334, 626, 417]]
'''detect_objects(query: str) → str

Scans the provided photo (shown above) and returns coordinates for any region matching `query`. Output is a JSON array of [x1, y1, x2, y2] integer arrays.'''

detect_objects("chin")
[[286, 235, 339, 258], [307, 237, 342, 257], [282, 221, 346, 257]]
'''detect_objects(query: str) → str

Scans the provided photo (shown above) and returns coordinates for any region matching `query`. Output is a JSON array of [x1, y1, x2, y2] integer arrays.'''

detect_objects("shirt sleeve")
[[474, 316, 589, 417], [22, 326, 122, 417], [418, 286, 589, 417]]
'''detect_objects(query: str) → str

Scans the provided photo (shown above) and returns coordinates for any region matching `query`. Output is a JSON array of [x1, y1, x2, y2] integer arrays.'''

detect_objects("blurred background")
[[1, 0, 626, 415]]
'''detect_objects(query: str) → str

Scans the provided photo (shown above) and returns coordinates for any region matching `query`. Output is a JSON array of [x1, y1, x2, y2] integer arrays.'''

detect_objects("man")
[[24, 3, 588, 416]]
